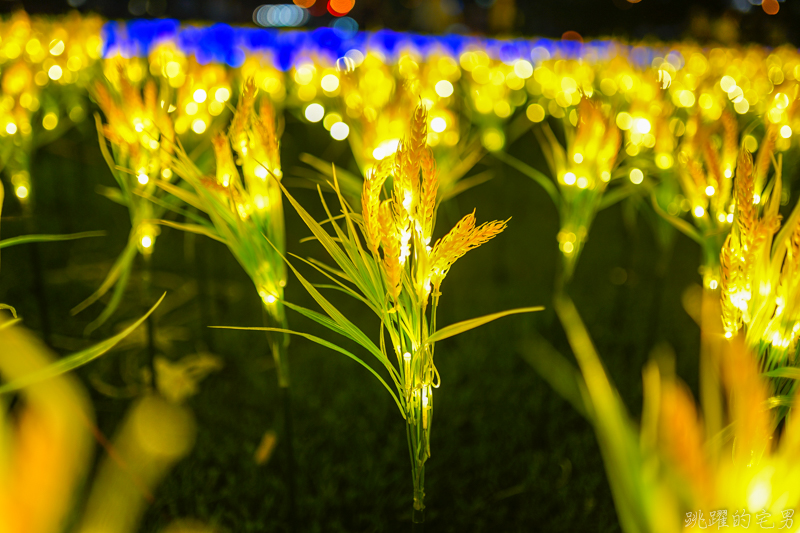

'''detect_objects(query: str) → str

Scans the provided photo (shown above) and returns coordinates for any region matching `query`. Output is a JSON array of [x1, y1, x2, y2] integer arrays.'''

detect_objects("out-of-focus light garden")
[[5, 0, 800, 532]]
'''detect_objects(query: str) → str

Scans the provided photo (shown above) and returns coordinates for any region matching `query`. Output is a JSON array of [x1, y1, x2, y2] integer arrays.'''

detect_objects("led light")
[[48, 65, 63, 80], [754, 194, 761, 204], [5, 123, 16, 134], [781, 125, 792, 138], [193, 88, 207, 103], [693, 205, 705, 218], [191, 119, 207, 134], [573, 153, 583, 164], [165, 61, 181, 78], [185, 102, 198, 115], [564, 172, 576, 185], [430, 117, 447, 133], [49, 40, 65, 56], [137, 172, 149, 185], [705, 185, 715, 196], [15, 185, 28, 199], [435, 80, 454, 97], [526, 103, 545, 123], [576, 176, 588, 189], [330, 121, 349, 140], [514, 59, 534, 79], [215, 87, 231, 102], [141, 235, 152, 248], [321, 74, 340, 92], [305, 103, 324, 122], [634, 118, 651, 134], [629, 168, 644, 184], [255, 166, 268, 179]]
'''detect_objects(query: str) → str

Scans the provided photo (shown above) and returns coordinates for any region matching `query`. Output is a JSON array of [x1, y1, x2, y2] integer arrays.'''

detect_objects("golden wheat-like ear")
[[658, 376, 713, 506], [378, 199, 402, 300], [361, 169, 386, 255], [755, 124, 778, 187], [419, 148, 438, 242], [719, 233, 741, 336], [230, 77, 256, 152], [722, 338, 772, 468]]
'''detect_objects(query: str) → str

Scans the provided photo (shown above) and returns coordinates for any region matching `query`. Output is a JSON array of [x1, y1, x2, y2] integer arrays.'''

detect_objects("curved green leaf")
[[212, 325, 405, 418], [426, 306, 543, 345], [0, 230, 105, 249], [0, 293, 166, 393]]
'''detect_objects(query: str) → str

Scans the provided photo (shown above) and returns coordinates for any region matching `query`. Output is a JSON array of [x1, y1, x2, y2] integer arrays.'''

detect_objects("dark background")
[[2, 0, 800, 46]]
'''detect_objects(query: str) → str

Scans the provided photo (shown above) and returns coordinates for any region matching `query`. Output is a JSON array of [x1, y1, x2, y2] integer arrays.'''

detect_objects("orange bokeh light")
[[329, 0, 355, 15], [294, 0, 316, 7], [762, 0, 779, 15], [561, 31, 583, 43]]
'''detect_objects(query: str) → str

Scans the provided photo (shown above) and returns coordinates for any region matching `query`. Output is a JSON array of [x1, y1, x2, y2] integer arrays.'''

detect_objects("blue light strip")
[[101, 19, 668, 71]]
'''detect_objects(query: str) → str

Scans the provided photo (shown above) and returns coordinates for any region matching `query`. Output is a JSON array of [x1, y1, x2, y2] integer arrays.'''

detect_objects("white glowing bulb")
[[137, 172, 149, 185], [693, 205, 705, 218], [193, 88, 207, 103], [321, 74, 340, 92], [564, 172, 576, 185], [141, 235, 152, 248], [629, 168, 644, 184], [305, 103, 324, 122], [705, 185, 715, 196], [330, 122, 349, 140], [5, 123, 17, 134], [48, 65, 63, 80], [215, 87, 231, 102], [255, 166, 268, 179], [430, 117, 447, 133], [435, 80, 454, 97], [191, 119, 207, 134]]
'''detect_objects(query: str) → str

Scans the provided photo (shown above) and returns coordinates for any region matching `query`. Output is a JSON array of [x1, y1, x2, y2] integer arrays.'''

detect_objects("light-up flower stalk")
[[0, 12, 103, 343], [74, 69, 176, 333], [719, 149, 800, 419], [160, 78, 289, 384], [228, 102, 539, 523], [0, 11, 103, 207], [654, 109, 740, 290], [503, 96, 622, 287], [299, 51, 488, 204], [526, 287, 800, 533]]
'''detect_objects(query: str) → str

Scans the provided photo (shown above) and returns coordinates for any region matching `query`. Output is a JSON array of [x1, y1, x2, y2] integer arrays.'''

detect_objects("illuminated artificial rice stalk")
[[0, 12, 103, 342], [498, 97, 623, 286], [0, 11, 103, 204], [224, 102, 540, 522], [719, 149, 800, 421], [163, 78, 290, 387], [159, 78, 296, 525], [525, 288, 800, 532], [297, 52, 491, 206]]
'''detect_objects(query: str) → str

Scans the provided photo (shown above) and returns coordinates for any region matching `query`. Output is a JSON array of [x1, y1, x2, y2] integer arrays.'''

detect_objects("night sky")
[[1, 0, 799, 47]]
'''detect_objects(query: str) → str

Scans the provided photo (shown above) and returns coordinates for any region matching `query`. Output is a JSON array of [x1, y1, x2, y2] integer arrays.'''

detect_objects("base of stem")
[[412, 507, 425, 526]]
